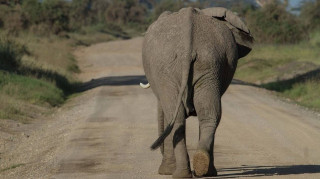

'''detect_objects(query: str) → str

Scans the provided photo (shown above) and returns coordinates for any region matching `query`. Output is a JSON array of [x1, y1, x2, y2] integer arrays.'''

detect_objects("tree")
[[22, 0, 43, 24], [69, 0, 92, 29], [246, 1, 304, 43], [41, 0, 70, 33], [105, 0, 146, 24], [300, 0, 320, 31]]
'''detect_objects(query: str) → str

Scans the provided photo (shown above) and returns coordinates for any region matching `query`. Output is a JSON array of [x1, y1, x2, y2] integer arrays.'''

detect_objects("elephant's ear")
[[229, 26, 253, 58], [201, 7, 253, 59]]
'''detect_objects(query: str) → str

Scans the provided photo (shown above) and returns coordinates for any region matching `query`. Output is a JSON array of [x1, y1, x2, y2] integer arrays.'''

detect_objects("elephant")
[[141, 7, 253, 178]]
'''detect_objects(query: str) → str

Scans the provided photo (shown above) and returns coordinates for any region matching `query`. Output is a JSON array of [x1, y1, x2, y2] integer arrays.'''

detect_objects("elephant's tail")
[[150, 7, 195, 150], [150, 8, 195, 150], [150, 59, 191, 150]]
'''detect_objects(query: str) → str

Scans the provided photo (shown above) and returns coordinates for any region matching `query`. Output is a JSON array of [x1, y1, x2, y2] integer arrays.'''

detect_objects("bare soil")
[[1, 37, 320, 179]]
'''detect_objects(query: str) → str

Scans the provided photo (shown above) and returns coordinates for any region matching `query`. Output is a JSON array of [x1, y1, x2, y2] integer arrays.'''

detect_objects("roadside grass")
[[0, 23, 139, 122], [283, 81, 320, 109], [0, 32, 75, 122], [14, 32, 79, 75], [68, 31, 116, 47], [235, 35, 320, 110], [0, 163, 25, 173], [0, 71, 64, 106], [68, 23, 137, 46], [262, 78, 320, 110], [0, 71, 66, 122], [235, 43, 320, 83]]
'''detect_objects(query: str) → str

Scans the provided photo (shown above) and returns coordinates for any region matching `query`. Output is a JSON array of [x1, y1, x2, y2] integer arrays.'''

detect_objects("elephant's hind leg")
[[158, 102, 176, 175], [159, 97, 192, 177], [171, 104, 192, 178], [193, 83, 221, 177]]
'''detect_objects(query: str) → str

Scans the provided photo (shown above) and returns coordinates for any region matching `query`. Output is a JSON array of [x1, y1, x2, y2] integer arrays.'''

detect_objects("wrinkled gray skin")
[[142, 7, 252, 178]]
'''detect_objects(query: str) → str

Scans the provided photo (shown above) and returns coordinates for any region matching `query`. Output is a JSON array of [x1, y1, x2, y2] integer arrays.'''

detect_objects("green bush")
[[0, 5, 27, 33], [21, 0, 43, 24], [146, 0, 204, 23], [0, 36, 28, 71], [309, 31, 320, 47], [22, 0, 70, 34], [245, 2, 304, 43], [69, 0, 92, 30], [105, 0, 147, 24], [91, 0, 110, 23], [300, 0, 320, 32], [41, 0, 70, 34]]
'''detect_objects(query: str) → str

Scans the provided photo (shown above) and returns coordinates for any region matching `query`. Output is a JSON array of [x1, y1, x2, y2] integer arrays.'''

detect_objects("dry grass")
[[235, 43, 320, 83], [0, 31, 76, 121], [0, 26, 126, 121]]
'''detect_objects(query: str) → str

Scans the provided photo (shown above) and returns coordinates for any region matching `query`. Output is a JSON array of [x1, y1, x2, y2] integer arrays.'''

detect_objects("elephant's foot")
[[193, 150, 210, 177], [158, 160, 176, 175], [193, 150, 218, 177], [172, 168, 192, 178]]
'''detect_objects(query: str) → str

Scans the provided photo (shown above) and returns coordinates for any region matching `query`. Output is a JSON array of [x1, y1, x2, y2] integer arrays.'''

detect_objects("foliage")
[[0, 32, 78, 120], [0, 4, 27, 33], [235, 43, 320, 83], [40, 0, 70, 34], [105, 0, 147, 24], [21, 0, 42, 24], [235, 41, 320, 110], [151, 0, 184, 21], [69, 0, 93, 29], [262, 77, 320, 110], [149, 0, 204, 22], [0, 36, 28, 71], [309, 31, 320, 47], [245, 1, 304, 43], [300, 0, 320, 32]]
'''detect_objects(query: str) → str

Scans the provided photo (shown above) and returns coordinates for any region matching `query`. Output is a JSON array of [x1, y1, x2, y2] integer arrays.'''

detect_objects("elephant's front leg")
[[193, 84, 221, 177]]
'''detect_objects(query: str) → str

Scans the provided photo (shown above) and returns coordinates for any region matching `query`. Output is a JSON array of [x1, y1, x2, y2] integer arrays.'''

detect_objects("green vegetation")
[[245, 3, 304, 43], [235, 32, 320, 110], [0, 0, 153, 121], [281, 81, 320, 109], [0, 36, 28, 71], [231, 0, 320, 110], [0, 71, 64, 106], [235, 43, 320, 83], [0, 164, 25, 173], [260, 77, 320, 110], [0, 34, 75, 122]]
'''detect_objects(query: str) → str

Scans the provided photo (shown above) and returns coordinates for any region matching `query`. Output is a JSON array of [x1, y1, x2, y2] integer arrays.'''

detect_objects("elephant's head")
[[200, 7, 254, 59]]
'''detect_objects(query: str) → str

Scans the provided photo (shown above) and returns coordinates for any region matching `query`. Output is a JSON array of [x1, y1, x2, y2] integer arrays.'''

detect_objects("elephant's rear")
[[142, 8, 237, 100], [142, 8, 193, 98]]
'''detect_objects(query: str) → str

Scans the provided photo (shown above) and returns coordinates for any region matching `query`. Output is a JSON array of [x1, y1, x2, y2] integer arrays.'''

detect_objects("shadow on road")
[[76, 75, 148, 92], [231, 79, 259, 87], [206, 165, 320, 178], [76, 76, 260, 93], [261, 68, 320, 92]]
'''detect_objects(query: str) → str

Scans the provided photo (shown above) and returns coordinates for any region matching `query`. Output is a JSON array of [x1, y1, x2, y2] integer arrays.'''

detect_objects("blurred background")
[[0, 0, 319, 122]]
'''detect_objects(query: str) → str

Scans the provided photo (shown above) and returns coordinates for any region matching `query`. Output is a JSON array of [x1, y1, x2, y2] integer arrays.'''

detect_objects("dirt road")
[[1, 37, 320, 178]]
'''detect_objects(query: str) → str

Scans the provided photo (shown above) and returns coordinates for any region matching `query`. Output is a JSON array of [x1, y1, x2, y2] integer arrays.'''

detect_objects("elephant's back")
[[142, 8, 195, 95], [143, 8, 235, 71], [142, 8, 237, 96]]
